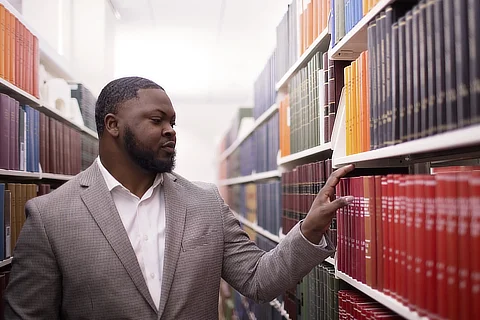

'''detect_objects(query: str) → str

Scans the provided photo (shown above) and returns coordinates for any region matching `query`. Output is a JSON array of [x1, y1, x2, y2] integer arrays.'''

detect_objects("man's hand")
[[300, 164, 355, 244]]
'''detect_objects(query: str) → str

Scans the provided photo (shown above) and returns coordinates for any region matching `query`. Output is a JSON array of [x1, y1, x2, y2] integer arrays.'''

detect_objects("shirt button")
[[150, 273, 155, 279], [144, 235, 149, 241]]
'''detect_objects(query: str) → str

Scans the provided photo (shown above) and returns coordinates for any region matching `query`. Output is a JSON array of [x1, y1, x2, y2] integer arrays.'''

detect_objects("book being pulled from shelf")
[[335, 168, 480, 320]]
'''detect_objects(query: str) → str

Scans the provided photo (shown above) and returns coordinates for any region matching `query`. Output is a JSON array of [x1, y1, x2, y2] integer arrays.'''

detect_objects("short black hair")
[[95, 76, 165, 136]]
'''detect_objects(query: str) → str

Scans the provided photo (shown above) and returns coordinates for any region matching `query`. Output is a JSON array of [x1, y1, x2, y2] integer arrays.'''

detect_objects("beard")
[[123, 126, 176, 173]]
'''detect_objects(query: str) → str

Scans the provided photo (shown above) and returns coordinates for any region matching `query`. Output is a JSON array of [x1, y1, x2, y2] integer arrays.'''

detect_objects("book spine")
[[391, 22, 400, 145], [419, 1, 429, 138], [443, 0, 457, 131], [426, 0, 437, 136], [398, 17, 407, 144], [405, 11, 414, 142], [469, 0, 480, 125], [412, 6, 421, 141], [434, 0, 446, 132]]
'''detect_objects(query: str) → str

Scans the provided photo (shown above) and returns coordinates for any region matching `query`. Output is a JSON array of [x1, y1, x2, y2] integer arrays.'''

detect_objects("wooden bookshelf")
[[276, 28, 331, 91], [219, 103, 278, 162], [218, 170, 281, 186], [336, 271, 428, 320], [41, 173, 74, 181], [329, 0, 396, 60]]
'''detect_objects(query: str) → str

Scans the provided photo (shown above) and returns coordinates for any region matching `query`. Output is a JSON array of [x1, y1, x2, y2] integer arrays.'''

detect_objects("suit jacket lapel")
[[157, 173, 187, 318], [78, 163, 157, 313]]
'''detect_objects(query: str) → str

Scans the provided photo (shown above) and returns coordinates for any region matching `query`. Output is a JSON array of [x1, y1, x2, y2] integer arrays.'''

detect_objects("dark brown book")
[[398, 17, 407, 144], [49, 118, 56, 173], [426, 0, 437, 136], [6, 184, 15, 253], [419, 0, 429, 138], [434, 0, 447, 133], [8, 97, 14, 170], [368, 21, 377, 150], [443, 0, 457, 130], [469, 0, 480, 125], [412, 5, 421, 141], [375, 176, 384, 290], [405, 11, 414, 142], [377, 12, 385, 148], [323, 52, 329, 143], [3, 189, 11, 258], [0, 93, 10, 169], [454, 0, 470, 128], [39, 112, 46, 173]]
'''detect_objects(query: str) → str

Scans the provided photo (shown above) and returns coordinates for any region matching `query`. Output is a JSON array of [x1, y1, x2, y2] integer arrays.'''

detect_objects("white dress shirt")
[[97, 157, 165, 310], [96, 157, 327, 310]]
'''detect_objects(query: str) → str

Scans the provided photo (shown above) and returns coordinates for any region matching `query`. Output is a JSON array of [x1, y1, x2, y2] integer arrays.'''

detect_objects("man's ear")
[[104, 113, 120, 138]]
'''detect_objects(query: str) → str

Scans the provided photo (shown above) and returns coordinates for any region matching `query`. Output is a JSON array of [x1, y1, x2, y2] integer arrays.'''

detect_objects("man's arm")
[[216, 164, 354, 304], [4, 200, 61, 320]]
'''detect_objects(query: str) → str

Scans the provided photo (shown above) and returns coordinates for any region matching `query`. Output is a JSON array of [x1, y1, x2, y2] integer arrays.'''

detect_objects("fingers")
[[321, 164, 355, 196], [325, 196, 354, 212]]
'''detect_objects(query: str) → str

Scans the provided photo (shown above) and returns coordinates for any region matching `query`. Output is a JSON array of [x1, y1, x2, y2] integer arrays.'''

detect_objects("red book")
[[337, 177, 345, 273], [414, 175, 426, 314], [360, 177, 366, 284], [457, 172, 470, 320], [423, 175, 437, 317], [444, 173, 458, 320], [381, 176, 389, 293], [405, 175, 416, 307], [435, 173, 449, 319], [469, 171, 480, 319], [375, 176, 384, 291], [385, 175, 395, 295], [364, 176, 376, 287], [392, 175, 401, 299], [397, 176, 407, 303]]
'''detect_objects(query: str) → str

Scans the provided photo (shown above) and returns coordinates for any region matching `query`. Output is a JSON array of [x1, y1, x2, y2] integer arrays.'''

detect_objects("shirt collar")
[[96, 157, 164, 193]]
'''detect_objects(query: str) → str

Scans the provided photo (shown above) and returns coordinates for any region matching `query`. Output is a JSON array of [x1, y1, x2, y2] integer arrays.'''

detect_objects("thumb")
[[325, 196, 354, 212]]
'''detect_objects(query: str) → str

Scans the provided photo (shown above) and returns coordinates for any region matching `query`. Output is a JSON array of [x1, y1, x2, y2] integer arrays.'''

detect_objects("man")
[[4, 77, 354, 319]]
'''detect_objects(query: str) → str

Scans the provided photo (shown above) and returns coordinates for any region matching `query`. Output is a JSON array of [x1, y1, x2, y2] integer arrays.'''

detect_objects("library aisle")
[[216, 0, 480, 319]]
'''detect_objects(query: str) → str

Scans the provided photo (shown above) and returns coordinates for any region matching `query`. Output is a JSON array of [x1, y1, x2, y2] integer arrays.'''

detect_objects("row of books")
[[0, 183, 51, 260], [70, 83, 97, 133], [254, 52, 276, 120], [224, 114, 280, 179], [0, 91, 99, 176], [338, 290, 403, 319], [298, 0, 331, 55], [344, 51, 370, 155], [281, 159, 334, 236], [362, 0, 480, 152], [0, 94, 38, 172], [331, 0, 381, 47], [0, 4, 39, 98], [285, 262, 338, 320], [335, 169, 480, 320]]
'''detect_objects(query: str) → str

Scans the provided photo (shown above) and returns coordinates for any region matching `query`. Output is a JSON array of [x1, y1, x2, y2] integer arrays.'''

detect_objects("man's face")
[[116, 88, 176, 173]]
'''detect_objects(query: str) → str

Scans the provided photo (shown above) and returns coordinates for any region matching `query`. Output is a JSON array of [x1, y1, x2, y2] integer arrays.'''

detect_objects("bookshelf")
[[0, 257, 12, 268], [336, 271, 428, 320], [278, 142, 332, 167], [0, 169, 40, 179], [218, 103, 278, 162], [333, 124, 480, 168], [218, 0, 480, 319], [218, 170, 281, 186], [235, 213, 281, 243], [329, 0, 395, 60], [276, 28, 331, 91]]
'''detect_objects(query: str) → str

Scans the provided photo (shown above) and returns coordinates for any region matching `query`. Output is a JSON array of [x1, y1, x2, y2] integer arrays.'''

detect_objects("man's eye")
[[151, 118, 162, 124]]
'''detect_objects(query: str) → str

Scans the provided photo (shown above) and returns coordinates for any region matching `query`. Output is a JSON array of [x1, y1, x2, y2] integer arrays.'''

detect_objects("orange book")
[[4, 9, 10, 82], [312, 0, 318, 41], [298, 0, 304, 55], [318, 0, 323, 34], [0, 5, 5, 79], [350, 60, 358, 154], [358, 54, 364, 154], [306, 0, 313, 48], [10, 14, 16, 86], [344, 66, 351, 155], [19, 23, 23, 91], [325, 0, 330, 32], [33, 35, 39, 98]]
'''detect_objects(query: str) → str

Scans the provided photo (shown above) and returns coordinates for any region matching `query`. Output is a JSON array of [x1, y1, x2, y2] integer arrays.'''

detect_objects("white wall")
[[22, 0, 117, 96]]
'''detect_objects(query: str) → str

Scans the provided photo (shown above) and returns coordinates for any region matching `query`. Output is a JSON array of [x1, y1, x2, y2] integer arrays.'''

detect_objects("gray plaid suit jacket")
[[4, 162, 335, 320]]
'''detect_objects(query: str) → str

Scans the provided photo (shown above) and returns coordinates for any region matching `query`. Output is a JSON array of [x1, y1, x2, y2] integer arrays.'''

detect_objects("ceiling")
[[111, 0, 291, 107]]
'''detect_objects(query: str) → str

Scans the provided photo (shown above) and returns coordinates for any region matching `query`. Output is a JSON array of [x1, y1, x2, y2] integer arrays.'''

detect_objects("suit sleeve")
[[213, 186, 335, 304], [4, 199, 61, 320]]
